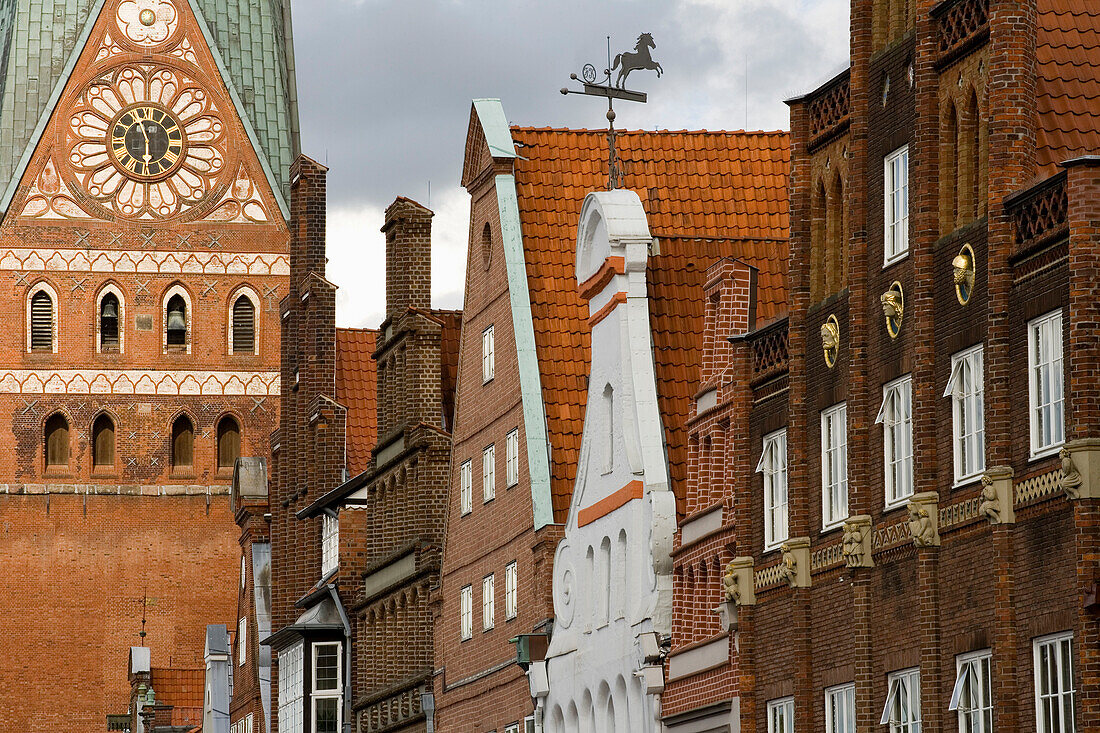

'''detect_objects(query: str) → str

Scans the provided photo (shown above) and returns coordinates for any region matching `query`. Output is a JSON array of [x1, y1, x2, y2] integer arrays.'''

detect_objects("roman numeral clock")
[[58, 0, 238, 222]]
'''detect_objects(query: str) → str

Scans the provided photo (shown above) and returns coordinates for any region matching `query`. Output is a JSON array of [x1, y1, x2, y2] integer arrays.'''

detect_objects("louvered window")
[[45, 413, 69, 467], [171, 415, 194, 469], [232, 296, 255, 354], [92, 414, 115, 469], [217, 416, 240, 469], [30, 290, 53, 351], [100, 294, 120, 351]]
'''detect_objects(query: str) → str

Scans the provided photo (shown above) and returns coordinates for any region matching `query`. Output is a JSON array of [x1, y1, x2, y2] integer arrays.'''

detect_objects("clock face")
[[110, 105, 185, 180]]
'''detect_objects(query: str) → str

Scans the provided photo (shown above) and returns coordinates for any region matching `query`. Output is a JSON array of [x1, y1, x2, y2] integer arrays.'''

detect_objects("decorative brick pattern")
[[934, 0, 990, 63]]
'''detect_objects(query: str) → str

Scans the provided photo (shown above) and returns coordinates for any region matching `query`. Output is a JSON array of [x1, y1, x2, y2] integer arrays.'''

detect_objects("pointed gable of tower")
[[1, 0, 287, 228]]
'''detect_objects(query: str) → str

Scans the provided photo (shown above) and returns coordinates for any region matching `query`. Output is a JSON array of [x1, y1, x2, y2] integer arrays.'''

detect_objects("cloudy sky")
[[292, 0, 851, 328]]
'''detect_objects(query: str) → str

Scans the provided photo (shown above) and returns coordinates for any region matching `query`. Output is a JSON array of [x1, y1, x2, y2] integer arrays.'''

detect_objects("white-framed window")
[[237, 615, 247, 666], [241, 554, 246, 589], [882, 667, 921, 732], [504, 724, 520, 733], [277, 642, 304, 733], [460, 460, 472, 515], [244, 714, 253, 733], [505, 561, 518, 620], [459, 585, 473, 641], [483, 444, 496, 502], [950, 649, 992, 733], [757, 428, 789, 550], [482, 325, 495, 383], [506, 428, 520, 486], [821, 402, 849, 529], [945, 345, 985, 483], [876, 375, 913, 507], [826, 683, 855, 733], [27, 281, 59, 353], [1034, 631, 1075, 733], [767, 696, 795, 733], [483, 574, 495, 630], [1028, 310, 1065, 457], [311, 642, 341, 733], [884, 145, 909, 264], [321, 513, 338, 576]]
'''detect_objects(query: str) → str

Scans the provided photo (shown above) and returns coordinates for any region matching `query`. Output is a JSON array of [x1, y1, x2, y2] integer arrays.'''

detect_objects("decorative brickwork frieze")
[[933, 0, 990, 66], [806, 73, 851, 151], [1007, 172, 1069, 252]]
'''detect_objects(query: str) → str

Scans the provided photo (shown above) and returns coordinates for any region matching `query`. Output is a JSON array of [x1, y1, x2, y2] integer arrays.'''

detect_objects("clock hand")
[[139, 120, 151, 163]]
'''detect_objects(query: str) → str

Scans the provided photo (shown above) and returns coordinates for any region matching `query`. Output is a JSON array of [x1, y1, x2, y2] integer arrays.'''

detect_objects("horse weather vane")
[[561, 34, 663, 190]]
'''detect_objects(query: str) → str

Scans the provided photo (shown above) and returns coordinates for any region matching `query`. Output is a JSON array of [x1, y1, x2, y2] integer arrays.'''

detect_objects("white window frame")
[[482, 325, 495, 383], [460, 460, 472, 515], [321, 513, 338, 577], [1033, 631, 1075, 733], [821, 402, 849, 530], [244, 714, 253, 733], [757, 428, 789, 550], [483, 444, 496, 502], [876, 375, 914, 508], [945, 345, 985, 484], [505, 561, 518, 620], [311, 641, 342, 733], [506, 428, 520, 487], [884, 145, 910, 265], [237, 615, 247, 666], [950, 649, 992, 733], [483, 574, 495, 631], [459, 585, 473, 641], [1028, 310, 1065, 458], [766, 696, 795, 733], [227, 285, 261, 356], [825, 682, 855, 733], [27, 281, 59, 354], [881, 667, 921, 732], [277, 642, 304, 733], [95, 283, 126, 354]]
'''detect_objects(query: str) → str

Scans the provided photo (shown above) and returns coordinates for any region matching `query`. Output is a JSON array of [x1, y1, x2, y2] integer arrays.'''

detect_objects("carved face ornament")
[[953, 245, 976, 305], [881, 282, 904, 338], [821, 315, 840, 368]]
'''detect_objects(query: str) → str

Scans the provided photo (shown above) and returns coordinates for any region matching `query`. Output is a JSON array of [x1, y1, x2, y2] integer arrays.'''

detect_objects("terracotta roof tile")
[[430, 309, 463, 433], [149, 667, 205, 710], [336, 328, 378, 476], [511, 128, 789, 520], [1036, 0, 1100, 175]]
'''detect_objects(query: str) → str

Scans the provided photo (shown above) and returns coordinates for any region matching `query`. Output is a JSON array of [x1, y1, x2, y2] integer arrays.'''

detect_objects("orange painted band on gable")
[[588, 292, 627, 327], [577, 480, 643, 527], [578, 256, 626, 300]]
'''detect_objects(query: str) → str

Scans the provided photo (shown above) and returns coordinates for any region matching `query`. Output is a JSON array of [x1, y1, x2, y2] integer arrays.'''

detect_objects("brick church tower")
[[0, 1, 295, 730]]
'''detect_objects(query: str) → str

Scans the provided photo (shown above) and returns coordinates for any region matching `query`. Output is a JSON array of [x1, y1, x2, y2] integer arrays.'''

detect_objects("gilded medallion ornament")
[[953, 244, 975, 305], [881, 281, 904, 338], [821, 314, 840, 368]]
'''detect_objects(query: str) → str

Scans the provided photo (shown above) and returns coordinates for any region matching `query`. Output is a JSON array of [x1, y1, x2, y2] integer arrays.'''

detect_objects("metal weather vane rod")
[[560, 34, 663, 190]]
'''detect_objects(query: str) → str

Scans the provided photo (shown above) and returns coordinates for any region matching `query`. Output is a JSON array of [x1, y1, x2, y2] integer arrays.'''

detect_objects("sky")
[[292, 0, 852, 328]]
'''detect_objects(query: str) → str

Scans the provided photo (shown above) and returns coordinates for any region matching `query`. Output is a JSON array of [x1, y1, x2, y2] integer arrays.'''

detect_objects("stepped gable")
[[510, 127, 790, 521], [1036, 0, 1100, 175], [335, 328, 378, 477]]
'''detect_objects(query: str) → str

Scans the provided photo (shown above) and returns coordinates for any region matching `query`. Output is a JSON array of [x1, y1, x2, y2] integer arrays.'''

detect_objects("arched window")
[[45, 413, 69, 467], [810, 180, 827, 302], [171, 415, 194, 469], [941, 101, 959, 235], [826, 175, 846, 295], [231, 295, 256, 354], [30, 289, 54, 352], [217, 415, 241, 470], [166, 294, 187, 350], [92, 414, 115, 469], [100, 293, 120, 351]]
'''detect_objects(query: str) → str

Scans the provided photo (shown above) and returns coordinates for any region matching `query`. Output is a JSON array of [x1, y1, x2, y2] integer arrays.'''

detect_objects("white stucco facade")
[[539, 190, 676, 733]]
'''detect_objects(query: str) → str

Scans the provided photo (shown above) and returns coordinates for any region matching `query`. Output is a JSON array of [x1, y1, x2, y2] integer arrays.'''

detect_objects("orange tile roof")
[[336, 328, 378, 476], [510, 128, 790, 520], [1036, 0, 1100, 175], [431, 309, 463, 433], [149, 667, 205, 710]]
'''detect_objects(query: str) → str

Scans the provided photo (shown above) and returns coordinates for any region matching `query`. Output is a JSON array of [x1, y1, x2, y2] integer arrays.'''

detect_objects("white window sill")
[[1029, 442, 1064, 462], [883, 497, 911, 512], [821, 519, 846, 534], [460, 509, 472, 517], [882, 251, 909, 269], [952, 472, 984, 490], [763, 540, 786, 554]]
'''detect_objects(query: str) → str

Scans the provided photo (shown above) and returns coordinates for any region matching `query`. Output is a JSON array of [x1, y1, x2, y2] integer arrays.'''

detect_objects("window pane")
[[314, 644, 339, 691], [314, 697, 339, 733]]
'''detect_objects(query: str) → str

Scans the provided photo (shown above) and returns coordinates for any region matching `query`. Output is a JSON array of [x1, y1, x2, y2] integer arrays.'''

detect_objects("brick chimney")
[[381, 197, 433, 319], [290, 156, 329, 283]]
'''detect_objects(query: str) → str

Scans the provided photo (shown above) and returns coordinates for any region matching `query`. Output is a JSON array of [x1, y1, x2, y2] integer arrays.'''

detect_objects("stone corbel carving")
[[979, 466, 1015, 524], [778, 538, 811, 587], [716, 557, 755, 632], [906, 492, 941, 547], [842, 515, 874, 568], [1061, 438, 1100, 500]]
